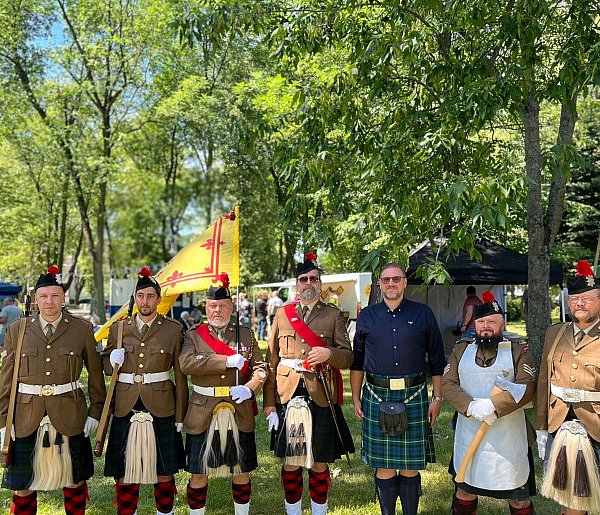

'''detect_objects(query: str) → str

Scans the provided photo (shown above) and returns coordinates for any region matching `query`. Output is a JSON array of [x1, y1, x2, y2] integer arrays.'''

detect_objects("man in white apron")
[[443, 291, 537, 514]]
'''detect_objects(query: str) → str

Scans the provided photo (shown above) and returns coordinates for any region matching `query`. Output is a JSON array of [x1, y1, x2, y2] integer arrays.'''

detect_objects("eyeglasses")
[[298, 276, 321, 283], [568, 295, 600, 305], [379, 276, 406, 284]]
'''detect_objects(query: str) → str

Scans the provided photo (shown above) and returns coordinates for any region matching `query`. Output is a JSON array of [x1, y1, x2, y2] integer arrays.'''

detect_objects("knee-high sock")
[[187, 483, 207, 510], [452, 493, 478, 514], [281, 466, 303, 504], [509, 501, 535, 515], [232, 480, 251, 505], [308, 467, 331, 505], [63, 482, 89, 515], [115, 482, 140, 515], [398, 474, 421, 515], [10, 491, 37, 515], [154, 477, 176, 514], [375, 475, 398, 515]]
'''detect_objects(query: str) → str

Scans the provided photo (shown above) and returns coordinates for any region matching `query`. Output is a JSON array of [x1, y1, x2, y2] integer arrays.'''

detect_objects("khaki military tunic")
[[536, 321, 600, 441], [264, 300, 353, 408], [0, 312, 106, 437], [102, 314, 188, 422]]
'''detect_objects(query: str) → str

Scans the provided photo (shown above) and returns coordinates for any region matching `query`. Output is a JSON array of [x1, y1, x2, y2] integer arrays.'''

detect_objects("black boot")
[[375, 475, 398, 515], [398, 473, 421, 515]]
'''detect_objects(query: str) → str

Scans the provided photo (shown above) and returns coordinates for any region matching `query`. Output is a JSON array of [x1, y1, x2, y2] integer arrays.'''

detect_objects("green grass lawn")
[[0, 325, 565, 513]]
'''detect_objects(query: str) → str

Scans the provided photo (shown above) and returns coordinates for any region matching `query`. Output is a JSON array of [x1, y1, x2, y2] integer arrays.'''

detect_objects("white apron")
[[453, 341, 529, 490]]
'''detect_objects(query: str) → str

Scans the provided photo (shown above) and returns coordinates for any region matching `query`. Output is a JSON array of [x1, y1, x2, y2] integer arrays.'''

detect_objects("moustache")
[[475, 335, 503, 350]]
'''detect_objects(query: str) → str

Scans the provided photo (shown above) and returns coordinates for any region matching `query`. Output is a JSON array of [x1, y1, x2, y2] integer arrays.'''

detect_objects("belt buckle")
[[562, 387, 581, 403], [40, 384, 54, 396], [389, 378, 405, 390], [134, 374, 143, 384], [214, 386, 230, 397]]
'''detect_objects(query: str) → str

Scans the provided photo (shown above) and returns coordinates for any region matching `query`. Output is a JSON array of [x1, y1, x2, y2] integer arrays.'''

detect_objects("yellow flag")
[[95, 206, 239, 341]]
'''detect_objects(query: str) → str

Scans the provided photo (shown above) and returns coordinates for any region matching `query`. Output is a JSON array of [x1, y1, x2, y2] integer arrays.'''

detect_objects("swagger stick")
[[94, 319, 125, 456], [318, 368, 351, 466]]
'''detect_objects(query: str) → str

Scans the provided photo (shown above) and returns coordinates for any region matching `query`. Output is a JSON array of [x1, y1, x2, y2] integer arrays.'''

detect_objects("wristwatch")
[[431, 395, 444, 402]]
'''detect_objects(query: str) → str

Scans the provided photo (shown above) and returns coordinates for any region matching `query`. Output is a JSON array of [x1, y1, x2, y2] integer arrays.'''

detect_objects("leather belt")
[[193, 385, 231, 397], [280, 358, 307, 372], [366, 373, 426, 390], [551, 384, 600, 403], [118, 371, 171, 385], [19, 380, 81, 396]]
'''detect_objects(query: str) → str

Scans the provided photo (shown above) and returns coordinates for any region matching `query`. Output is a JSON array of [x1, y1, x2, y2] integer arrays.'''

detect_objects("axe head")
[[494, 376, 527, 403]]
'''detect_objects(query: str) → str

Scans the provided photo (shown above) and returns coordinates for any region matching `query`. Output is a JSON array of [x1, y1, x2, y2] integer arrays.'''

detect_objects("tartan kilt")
[[185, 430, 258, 474], [361, 373, 435, 470], [270, 397, 355, 463], [2, 428, 94, 491], [103, 411, 185, 479]]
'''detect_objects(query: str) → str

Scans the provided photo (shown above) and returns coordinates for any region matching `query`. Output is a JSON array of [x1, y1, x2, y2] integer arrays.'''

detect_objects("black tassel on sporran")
[[552, 444, 568, 490]]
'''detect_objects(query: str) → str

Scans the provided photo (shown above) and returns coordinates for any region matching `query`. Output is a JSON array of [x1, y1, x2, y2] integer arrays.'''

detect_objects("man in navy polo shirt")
[[351, 262, 446, 515]]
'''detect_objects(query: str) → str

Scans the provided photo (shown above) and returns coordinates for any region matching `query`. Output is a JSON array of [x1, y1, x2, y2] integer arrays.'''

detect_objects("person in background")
[[255, 291, 268, 341], [460, 286, 482, 339], [0, 297, 23, 349]]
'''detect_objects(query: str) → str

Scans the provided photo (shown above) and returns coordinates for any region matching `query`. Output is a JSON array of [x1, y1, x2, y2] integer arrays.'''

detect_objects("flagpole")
[[235, 286, 240, 386]]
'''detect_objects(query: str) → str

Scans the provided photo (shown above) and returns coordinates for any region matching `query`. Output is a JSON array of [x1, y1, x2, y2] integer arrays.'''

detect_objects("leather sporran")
[[379, 401, 408, 436]]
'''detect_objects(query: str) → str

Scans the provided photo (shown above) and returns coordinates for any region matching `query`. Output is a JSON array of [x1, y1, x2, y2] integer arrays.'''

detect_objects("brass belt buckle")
[[41, 384, 54, 396], [562, 387, 581, 403], [134, 374, 143, 383], [389, 378, 406, 390], [214, 386, 230, 397]]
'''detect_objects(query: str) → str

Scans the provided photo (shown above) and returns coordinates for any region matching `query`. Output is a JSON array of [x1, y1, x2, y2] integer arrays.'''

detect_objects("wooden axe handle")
[[455, 385, 501, 483]]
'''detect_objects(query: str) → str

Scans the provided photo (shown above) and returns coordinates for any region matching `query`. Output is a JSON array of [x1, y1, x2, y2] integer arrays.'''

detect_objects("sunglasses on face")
[[379, 276, 405, 284], [298, 276, 321, 283]]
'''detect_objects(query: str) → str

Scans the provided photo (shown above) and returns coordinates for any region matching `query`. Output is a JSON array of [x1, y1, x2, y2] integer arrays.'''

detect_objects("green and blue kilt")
[[270, 396, 355, 463], [185, 430, 258, 474], [361, 373, 435, 470], [2, 428, 94, 490], [104, 409, 185, 479]]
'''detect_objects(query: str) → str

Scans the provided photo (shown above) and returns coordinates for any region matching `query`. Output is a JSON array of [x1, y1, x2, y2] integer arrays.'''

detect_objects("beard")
[[475, 334, 503, 350], [299, 288, 319, 302], [209, 317, 230, 329]]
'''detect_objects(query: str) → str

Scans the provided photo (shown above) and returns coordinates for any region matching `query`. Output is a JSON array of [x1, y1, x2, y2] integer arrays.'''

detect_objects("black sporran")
[[379, 401, 408, 436]]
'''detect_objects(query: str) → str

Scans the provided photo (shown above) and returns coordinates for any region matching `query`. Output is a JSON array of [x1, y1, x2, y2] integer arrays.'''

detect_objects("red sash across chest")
[[282, 303, 344, 404], [195, 324, 249, 378]]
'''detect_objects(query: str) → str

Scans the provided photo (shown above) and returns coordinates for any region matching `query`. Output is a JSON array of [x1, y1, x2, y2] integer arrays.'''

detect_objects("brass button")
[[21, 353, 25, 357], [572, 363, 578, 369], [301, 349, 306, 355], [141, 343, 145, 347], [220, 374, 226, 379], [139, 364, 144, 369], [46, 345, 51, 349], [45, 371, 51, 376], [301, 339, 305, 343], [46, 357, 51, 362], [160, 349, 164, 354], [139, 353, 144, 358], [572, 350, 578, 356], [570, 375, 576, 382], [70, 351, 74, 355]]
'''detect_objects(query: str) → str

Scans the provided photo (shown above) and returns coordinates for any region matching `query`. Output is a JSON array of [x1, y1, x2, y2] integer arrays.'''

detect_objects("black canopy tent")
[[407, 238, 563, 285], [0, 282, 22, 301]]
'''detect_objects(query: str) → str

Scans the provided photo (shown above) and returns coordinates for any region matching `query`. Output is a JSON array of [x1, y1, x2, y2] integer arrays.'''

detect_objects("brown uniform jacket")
[[443, 340, 537, 443], [179, 322, 267, 434], [102, 315, 188, 422], [264, 300, 353, 408], [0, 311, 106, 437], [536, 321, 600, 441]]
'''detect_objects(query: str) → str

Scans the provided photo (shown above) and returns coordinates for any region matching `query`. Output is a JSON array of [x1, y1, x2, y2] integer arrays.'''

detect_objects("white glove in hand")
[[536, 430, 549, 460], [483, 413, 497, 426], [469, 398, 496, 421], [110, 348, 125, 368], [0, 425, 15, 449], [226, 354, 246, 370], [175, 423, 183, 433], [230, 385, 252, 404], [83, 417, 99, 437], [266, 411, 279, 432]]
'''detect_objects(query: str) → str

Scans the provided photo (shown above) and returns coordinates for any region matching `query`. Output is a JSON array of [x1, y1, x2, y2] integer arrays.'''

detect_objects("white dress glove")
[[83, 417, 99, 437], [468, 398, 496, 421], [266, 411, 279, 432], [230, 385, 252, 404], [175, 422, 183, 433], [483, 413, 498, 426], [110, 348, 125, 368], [1, 425, 15, 449], [536, 430, 549, 460], [226, 354, 246, 370]]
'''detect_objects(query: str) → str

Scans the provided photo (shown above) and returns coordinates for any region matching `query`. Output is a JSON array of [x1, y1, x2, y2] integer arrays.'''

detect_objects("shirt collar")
[[135, 313, 157, 332], [574, 319, 600, 336], [39, 313, 63, 331]]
